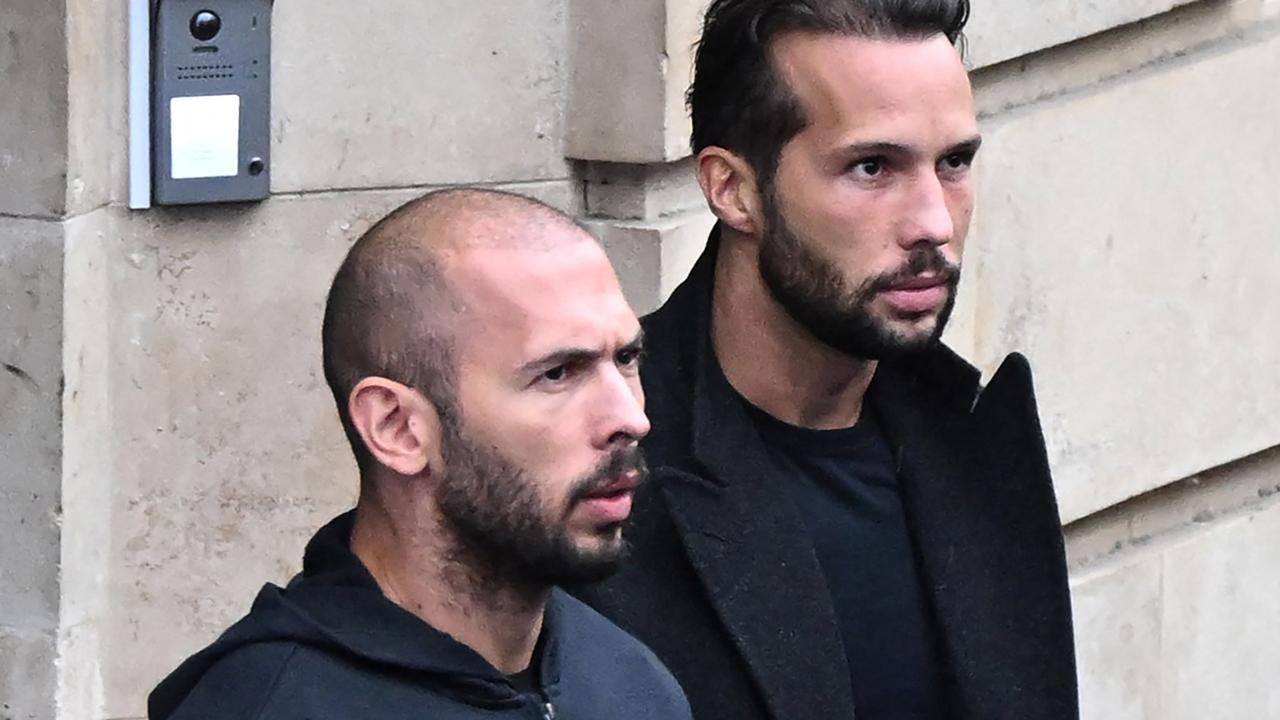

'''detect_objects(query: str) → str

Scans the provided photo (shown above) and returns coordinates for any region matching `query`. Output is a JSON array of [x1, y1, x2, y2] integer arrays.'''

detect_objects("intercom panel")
[[152, 0, 272, 205]]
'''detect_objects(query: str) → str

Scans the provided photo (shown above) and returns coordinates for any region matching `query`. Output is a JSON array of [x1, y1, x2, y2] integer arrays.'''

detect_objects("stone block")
[[0, 0, 69, 218], [1070, 554, 1164, 720], [973, 0, 1279, 121], [0, 218, 63, 631], [566, 0, 703, 162], [966, 0, 1204, 69], [58, 209, 122, 720], [0, 627, 56, 720], [1159, 501, 1280, 719], [589, 209, 715, 316], [584, 158, 704, 221], [1225, 0, 1280, 22], [0, 217, 61, 720], [960, 34, 1280, 522], [1065, 447, 1280, 568], [271, 1, 572, 192], [1068, 496, 1280, 718], [662, 0, 704, 160], [64, 0, 127, 215]]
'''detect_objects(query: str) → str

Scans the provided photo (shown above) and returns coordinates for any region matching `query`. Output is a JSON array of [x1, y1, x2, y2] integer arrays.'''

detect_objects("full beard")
[[435, 419, 647, 593], [757, 191, 960, 360]]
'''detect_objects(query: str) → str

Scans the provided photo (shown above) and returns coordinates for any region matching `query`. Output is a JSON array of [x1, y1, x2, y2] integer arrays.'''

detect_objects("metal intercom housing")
[[152, 0, 272, 205]]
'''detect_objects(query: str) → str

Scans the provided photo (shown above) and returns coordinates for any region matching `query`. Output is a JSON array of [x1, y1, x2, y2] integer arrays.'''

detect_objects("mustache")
[[569, 446, 649, 502], [865, 246, 960, 293]]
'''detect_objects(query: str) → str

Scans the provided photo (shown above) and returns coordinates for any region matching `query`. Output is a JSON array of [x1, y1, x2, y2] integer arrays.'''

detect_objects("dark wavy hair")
[[688, 0, 970, 185]]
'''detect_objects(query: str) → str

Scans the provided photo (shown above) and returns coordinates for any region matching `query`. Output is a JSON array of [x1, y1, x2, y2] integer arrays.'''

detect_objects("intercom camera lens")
[[189, 10, 221, 41]]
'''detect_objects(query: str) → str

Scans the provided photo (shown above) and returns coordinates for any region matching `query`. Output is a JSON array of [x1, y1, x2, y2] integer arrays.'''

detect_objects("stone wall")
[[2, 0, 1278, 718], [1, 0, 69, 716], [0, 220, 63, 720]]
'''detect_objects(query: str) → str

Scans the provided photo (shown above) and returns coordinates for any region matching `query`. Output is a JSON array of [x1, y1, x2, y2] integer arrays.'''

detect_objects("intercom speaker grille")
[[175, 63, 236, 80]]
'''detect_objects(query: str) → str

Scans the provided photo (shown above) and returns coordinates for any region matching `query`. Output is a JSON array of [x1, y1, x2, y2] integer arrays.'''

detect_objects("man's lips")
[[581, 468, 643, 499], [886, 274, 949, 291], [577, 469, 643, 524], [880, 276, 950, 314]]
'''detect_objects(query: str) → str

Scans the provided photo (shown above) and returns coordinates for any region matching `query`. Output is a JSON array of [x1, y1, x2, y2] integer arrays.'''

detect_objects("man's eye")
[[940, 151, 975, 171], [542, 366, 568, 382], [616, 348, 643, 367], [848, 158, 884, 178]]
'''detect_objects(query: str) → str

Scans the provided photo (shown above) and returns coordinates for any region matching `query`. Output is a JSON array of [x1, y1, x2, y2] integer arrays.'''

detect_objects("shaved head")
[[374, 187, 588, 253], [321, 188, 592, 474]]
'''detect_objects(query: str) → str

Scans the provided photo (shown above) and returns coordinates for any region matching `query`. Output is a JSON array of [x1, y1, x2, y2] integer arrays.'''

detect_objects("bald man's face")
[[433, 231, 650, 584]]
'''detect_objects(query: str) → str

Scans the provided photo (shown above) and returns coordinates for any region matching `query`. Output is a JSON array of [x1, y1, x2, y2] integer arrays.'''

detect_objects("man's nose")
[[899, 171, 955, 248], [593, 366, 651, 448]]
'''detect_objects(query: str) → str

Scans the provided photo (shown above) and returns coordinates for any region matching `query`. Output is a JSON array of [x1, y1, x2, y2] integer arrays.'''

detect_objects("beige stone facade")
[[2, 1, 1278, 718]]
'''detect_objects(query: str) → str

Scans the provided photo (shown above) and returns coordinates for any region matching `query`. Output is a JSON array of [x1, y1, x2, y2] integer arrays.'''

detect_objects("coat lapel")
[[649, 230, 857, 720], [872, 352, 1077, 719], [660, 397, 858, 720], [870, 354, 985, 715]]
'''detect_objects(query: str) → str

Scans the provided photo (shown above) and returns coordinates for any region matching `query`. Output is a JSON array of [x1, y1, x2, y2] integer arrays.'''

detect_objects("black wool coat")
[[571, 234, 1079, 720]]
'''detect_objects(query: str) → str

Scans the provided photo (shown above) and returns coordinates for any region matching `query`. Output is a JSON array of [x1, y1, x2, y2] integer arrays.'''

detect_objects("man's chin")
[[876, 325, 945, 357], [884, 317, 942, 344], [867, 297, 954, 353], [573, 528, 626, 559], [553, 548, 626, 584], [837, 321, 943, 360]]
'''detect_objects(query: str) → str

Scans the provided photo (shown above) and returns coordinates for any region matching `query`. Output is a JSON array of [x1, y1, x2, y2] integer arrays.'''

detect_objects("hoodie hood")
[[148, 511, 565, 719]]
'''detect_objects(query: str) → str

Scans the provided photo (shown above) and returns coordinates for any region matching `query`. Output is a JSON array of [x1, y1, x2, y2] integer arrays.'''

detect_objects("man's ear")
[[348, 378, 442, 478], [696, 147, 764, 236]]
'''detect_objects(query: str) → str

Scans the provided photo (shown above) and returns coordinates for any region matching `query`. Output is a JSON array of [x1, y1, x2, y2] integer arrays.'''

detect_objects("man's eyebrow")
[[520, 347, 601, 374], [518, 329, 645, 374], [824, 135, 984, 164], [946, 135, 983, 156], [826, 141, 914, 162]]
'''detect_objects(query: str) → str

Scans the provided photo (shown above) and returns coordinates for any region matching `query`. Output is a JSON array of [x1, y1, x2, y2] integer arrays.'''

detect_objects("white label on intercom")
[[170, 94, 240, 179]]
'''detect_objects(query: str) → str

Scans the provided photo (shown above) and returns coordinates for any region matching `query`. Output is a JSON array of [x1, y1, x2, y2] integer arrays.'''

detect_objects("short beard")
[[434, 413, 647, 593], [757, 188, 960, 360]]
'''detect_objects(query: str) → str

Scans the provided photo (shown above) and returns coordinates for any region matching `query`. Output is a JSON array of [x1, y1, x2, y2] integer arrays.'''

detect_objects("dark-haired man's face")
[[435, 234, 651, 586], [759, 188, 959, 358], [760, 32, 979, 358]]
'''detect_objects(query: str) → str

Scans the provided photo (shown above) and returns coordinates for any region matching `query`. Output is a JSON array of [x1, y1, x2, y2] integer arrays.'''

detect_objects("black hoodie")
[[148, 512, 692, 720]]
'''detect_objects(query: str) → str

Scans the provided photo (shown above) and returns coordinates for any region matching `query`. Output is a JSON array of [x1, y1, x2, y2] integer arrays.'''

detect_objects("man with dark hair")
[[573, 2, 1079, 719], [148, 189, 693, 720]]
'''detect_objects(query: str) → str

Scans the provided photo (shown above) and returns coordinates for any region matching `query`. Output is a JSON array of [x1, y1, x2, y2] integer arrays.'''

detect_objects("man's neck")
[[710, 233, 877, 430], [350, 496, 548, 675]]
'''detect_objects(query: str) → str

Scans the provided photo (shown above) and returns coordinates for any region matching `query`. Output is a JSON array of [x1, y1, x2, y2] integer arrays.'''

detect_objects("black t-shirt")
[[745, 402, 947, 720]]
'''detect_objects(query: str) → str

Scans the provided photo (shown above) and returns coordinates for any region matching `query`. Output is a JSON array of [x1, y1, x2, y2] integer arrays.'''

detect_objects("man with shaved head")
[[148, 188, 693, 720]]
